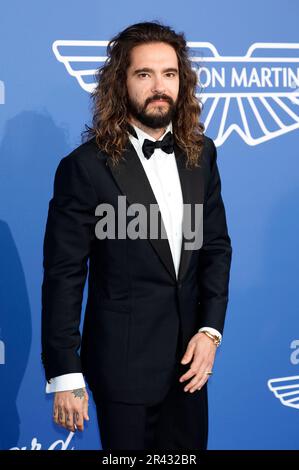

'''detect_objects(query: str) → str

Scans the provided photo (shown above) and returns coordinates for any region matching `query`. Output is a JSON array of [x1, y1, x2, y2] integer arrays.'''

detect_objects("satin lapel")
[[174, 142, 204, 282], [106, 139, 177, 281]]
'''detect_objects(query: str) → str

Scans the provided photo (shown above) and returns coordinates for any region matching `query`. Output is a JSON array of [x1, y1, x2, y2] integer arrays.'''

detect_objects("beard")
[[127, 93, 177, 129]]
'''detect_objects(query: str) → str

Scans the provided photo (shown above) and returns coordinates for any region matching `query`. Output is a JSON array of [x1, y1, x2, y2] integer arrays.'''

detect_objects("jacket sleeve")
[[41, 155, 98, 383], [197, 139, 232, 336]]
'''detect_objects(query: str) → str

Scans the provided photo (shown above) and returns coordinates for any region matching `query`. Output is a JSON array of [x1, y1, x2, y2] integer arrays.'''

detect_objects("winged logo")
[[52, 41, 299, 146], [268, 375, 299, 409]]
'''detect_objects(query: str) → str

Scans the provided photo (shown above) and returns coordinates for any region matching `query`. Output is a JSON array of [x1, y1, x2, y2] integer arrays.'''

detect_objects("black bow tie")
[[142, 131, 174, 159], [126, 123, 174, 159]]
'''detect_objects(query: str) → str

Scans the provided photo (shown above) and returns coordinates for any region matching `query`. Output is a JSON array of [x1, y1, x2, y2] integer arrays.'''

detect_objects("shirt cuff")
[[45, 373, 86, 394], [198, 327, 222, 343]]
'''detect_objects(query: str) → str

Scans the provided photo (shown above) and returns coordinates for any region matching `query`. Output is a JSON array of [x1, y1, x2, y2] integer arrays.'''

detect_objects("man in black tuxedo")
[[41, 21, 232, 450]]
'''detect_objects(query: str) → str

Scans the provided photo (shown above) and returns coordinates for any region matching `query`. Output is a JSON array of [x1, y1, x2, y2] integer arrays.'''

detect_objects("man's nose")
[[151, 75, 165, 94]]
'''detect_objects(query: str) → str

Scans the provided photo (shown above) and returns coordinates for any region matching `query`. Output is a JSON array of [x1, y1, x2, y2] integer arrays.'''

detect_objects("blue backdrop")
[[0, 0, 298, 450]]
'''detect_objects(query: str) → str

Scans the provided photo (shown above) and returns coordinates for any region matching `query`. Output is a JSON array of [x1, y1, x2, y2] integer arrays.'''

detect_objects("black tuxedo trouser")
[[90, 333, 209, 450]]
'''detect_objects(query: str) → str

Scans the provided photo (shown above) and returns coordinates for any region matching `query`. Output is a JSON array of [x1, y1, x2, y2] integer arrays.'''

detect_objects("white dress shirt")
[[45, 121, 222, 393]]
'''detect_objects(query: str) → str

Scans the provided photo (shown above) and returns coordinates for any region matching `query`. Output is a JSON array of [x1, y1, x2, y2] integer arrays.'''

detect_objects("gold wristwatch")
[[201, 330, 221, 347]]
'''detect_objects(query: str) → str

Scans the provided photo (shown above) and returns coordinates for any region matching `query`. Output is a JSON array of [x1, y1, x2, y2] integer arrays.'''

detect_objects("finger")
[[183, 373, 201, 392], [75, 410, 84, 431], [179, 361, 202, 383], [53, 406, 59, 424], [179, 368, 197, 383], [192, 376, 208, 393], [196, 369, 212, 390], [189, 366, 212, 392], [65, 410, 75, 432], [58, 405, 66, 428], [83, 398, 90, 421], [181, 343, 195, 364]]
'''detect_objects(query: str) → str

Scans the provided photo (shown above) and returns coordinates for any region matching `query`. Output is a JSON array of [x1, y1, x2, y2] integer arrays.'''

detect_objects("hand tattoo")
[[72, 388, 85, 399]]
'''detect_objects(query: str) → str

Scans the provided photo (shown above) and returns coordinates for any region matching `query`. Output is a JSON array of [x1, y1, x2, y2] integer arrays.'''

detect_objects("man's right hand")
[[53, 388, 89, 432]]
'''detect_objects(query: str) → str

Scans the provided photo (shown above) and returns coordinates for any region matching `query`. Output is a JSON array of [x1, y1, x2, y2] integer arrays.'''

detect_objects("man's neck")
[[128, 117, 167, 140]]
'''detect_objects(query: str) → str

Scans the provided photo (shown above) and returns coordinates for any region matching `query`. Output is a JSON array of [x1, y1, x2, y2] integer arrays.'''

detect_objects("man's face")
[[126, 42, 179, 129]]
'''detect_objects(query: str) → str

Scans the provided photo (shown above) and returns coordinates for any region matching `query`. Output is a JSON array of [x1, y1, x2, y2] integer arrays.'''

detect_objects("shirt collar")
[[129, 121, 173, 147]]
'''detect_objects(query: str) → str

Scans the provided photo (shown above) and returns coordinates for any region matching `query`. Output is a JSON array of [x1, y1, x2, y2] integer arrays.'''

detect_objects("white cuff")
[[45, 373, 86, 393], [198, 327, 222, 343]]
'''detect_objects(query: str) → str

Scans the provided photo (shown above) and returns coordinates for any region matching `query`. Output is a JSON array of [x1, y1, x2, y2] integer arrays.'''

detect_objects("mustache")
[[145, 94, 174, 106]]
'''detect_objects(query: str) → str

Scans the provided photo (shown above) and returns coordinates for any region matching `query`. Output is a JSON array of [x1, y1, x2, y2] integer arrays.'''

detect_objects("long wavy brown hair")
[[82, 21, 205, 168]]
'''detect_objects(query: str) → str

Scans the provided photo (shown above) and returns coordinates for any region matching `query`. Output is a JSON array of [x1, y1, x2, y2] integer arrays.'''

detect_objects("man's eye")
[[138, 73, 149, 78], [166, 73, 176, 77]]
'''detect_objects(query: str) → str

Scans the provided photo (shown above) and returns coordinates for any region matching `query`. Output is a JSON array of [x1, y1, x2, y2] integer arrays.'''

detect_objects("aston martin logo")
[[268, 375, 299, 409], [52, 40, 299, 146]]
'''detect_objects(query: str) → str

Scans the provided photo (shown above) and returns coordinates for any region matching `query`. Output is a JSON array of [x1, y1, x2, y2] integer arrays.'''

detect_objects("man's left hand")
[[179, 331, 217, 393]]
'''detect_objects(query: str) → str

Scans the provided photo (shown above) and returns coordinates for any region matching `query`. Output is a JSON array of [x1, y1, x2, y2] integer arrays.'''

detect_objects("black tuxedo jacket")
[[41, 134, 232, 404]]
